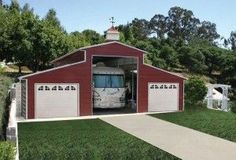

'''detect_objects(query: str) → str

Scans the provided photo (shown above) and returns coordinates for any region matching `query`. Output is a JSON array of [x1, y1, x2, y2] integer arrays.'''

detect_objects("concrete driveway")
[[101, 114, 236, 160]]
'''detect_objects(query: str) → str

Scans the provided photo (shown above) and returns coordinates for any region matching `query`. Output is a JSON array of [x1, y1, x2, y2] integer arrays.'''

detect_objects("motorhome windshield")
[[93, 74, 124, 88]]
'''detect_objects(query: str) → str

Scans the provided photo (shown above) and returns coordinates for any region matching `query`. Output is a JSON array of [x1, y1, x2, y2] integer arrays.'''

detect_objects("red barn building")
[[19, 27, 185, 119]]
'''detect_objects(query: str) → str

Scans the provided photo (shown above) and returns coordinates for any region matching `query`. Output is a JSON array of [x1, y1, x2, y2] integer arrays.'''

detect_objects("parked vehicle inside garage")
[[93, 64, 125, 108]]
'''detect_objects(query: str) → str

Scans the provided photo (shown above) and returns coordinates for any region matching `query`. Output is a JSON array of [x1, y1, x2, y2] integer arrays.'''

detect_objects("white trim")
[[51, 41, 147, 63], [91, 55, 139, 114], [79, 41, 147, 53], [183, 80, 185, 111], [51, 49, 85, 63], [19, 50, 87, 80], [25, 79, 28, 119], [136, 54, 139, 113], [16, 110, 181, 123], [90, 56, 93, 116], [143, 63, 186, 80], [16, 122, 19, 160], [147, 82, 179, 112], [77, 84, 80, 116]]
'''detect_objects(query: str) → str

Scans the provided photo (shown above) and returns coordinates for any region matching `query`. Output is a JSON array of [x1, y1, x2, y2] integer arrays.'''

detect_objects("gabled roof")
[[144, 63, 187, 80], [51, 41, 147, 63], [19, 59, 86, 80]]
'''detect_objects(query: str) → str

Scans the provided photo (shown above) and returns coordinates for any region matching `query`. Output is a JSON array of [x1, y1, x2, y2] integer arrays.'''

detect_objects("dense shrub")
[[0, 74, 13, 139], [231, 101, 236, 113], [0, 141, 15, 160], [185, 76, 207, 105]]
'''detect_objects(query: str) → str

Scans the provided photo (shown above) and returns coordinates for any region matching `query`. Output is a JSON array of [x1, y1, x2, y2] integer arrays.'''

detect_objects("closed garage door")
[[148, 83, 179, 112], [35, 83, 79, 118]]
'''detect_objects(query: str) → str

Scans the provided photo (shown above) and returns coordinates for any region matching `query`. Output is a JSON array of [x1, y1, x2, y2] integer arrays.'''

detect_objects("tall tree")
[[10, 3, 41, 73], [6, 1, 31, 73], [197, 21, 220, 43], [200, 47, 223, 75], [0, 6, 11, 61], [67, 31, 90, 50], [149, 14, 168, 39], [44, 9, 62, 30], [82, 29, 104, 45], [131, 18, 150, 40], [167, 6, 200, 42], [158, 44, 178, 69], [118, 23, 134, 43], [229, 31, 236, 51], [178, 46, 207, 73]]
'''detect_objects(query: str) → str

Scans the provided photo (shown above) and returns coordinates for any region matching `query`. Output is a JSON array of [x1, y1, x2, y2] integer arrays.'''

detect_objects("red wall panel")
[[27, 62, 92, 118], [138, 64, 184, 112], [53, 50, 85, 67]]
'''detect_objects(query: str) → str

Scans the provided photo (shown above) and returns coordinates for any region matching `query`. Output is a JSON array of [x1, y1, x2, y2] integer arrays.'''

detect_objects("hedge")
[[0, 141, 15, 160]]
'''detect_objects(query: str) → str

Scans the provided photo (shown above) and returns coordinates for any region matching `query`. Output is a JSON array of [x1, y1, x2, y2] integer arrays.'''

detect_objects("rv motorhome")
[[93, 65, 125, 108]]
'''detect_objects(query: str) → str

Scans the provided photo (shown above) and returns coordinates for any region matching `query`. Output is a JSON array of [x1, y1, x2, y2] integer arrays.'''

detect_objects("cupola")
[[105, 17, 119, 41]]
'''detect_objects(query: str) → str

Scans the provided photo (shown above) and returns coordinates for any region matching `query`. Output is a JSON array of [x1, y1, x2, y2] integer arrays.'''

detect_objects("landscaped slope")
[[18, 119, 180, 160], [151, 106, 236, 142], [0, 74, 13, 139]]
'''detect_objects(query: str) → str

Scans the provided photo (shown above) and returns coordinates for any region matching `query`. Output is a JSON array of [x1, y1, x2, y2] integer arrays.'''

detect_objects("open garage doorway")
[[92, 56, 138, 115]]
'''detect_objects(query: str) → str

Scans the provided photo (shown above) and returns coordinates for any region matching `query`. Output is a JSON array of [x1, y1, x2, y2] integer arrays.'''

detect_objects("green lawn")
[[18, 119, 179, 160], [151, 106, 236, 142]]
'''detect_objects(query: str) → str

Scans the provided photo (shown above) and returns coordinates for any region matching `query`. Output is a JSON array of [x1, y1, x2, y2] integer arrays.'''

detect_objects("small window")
[[164, 85, 168, 89], [38, 86, 43, 91], [155, 85, 159, 89], [52, 86, 57, 91], [71, 86, 76, 90], [58, 86, 63, 91], [160, 85, 163, 89], [169, 85, 173, 89], [65, 86, 70, 90], [45, 86, 50, 91], [173, 85, 177, 89], [150, 85, 154, 89]]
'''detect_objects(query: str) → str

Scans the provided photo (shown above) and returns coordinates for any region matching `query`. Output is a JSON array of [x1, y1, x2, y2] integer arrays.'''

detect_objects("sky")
[[4, 0, 236, 38]]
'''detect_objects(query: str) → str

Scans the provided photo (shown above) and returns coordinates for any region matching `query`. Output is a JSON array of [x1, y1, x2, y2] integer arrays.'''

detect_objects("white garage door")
[[35, 83, 79, 118], [148, 83, 179, 112]]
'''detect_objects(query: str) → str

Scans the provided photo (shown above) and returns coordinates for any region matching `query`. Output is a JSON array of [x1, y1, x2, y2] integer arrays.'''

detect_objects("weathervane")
[[109, 17, 115, 27]]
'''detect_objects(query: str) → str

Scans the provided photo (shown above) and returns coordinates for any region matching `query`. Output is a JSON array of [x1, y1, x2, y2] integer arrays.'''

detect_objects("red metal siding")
[[138, 64, 184, 112], [25, 42, 184, 119], [53, 51, 85, 67], [26, 62, 92, 118]]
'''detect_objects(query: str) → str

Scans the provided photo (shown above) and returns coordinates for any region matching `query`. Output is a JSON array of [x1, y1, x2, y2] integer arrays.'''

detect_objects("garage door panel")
[[148, 83, 179, 112], [35, 84, 79, 118]]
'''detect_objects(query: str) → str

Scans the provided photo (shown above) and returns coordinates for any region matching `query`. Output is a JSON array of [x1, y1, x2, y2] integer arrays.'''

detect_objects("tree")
[[220, 52, 236, 88], [159, 44, 178, 69], [200, 46, 223, 75], [66, 31, 89, 50], [229, 31, 236, 51], [0, 6, 12, 61], [149, 14, 168, 39], [6, 1, 33, 73], [185, 76, 207, 105], [118, 23, 134, 43], [167, 6, 200, 42], [131, 18, 150, 40], [82, 29, 104, 45], [178, 46, 207, 73], [197, 21, 220, 43], [44, 9, 63, 31]]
